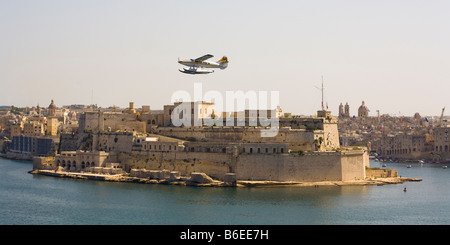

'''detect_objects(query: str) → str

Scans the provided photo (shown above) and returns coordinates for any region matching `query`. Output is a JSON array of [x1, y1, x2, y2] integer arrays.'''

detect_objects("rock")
[[224, 173, 236, 185], [189, 172, 214, 184], [159, 169, 170, 180], [169, 171, 181, 181], [149, 170, 161, 179]]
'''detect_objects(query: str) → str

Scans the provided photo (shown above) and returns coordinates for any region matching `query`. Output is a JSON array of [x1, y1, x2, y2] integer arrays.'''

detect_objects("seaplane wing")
[[194, 54, 214, 62]]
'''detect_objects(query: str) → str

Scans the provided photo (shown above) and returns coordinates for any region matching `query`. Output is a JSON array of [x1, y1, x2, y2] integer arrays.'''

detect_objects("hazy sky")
[[1, 0, 449, 116]]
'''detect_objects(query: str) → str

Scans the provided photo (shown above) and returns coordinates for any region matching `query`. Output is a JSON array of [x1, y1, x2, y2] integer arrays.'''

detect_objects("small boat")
[[406, 165, 412, 168], [381, 164, 387, 167], [443, 166, 448, 169], [419, 160, 424, 163]]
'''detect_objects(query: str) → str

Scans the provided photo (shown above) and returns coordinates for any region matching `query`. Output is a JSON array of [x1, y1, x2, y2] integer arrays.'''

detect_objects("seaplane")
[[178, 54, 228, 74]]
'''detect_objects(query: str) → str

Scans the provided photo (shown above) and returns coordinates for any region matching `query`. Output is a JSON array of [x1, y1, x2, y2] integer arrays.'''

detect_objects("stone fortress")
[[2, 98, 382, 186], [5, 94, 444, 187]]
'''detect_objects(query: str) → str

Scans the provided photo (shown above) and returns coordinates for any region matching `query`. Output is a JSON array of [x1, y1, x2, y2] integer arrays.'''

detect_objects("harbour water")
[[1, 157, 450, 225]]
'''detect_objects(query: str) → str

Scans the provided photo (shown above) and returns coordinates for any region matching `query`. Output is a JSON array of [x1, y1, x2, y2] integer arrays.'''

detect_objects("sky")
[[1, 0, 449, 117]]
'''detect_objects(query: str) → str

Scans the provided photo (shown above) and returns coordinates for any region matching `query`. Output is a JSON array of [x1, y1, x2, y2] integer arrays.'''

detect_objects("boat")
[[406, 165, 412, 168], [381, 164, 387, 167], [443, 166, 448, 169]]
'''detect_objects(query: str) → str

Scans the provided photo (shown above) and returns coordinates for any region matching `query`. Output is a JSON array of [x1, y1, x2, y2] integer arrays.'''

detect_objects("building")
[[78, 110, 146, 133], [338, 102, 350, 118], [48, 99, 57, 117], [55, 150, 118, 172], [23, 121, 45, 136], [10, 135, 55, 156], [46, 117, 58, 136], [165, 101, 216, 127], [358, 101, 369, 118]]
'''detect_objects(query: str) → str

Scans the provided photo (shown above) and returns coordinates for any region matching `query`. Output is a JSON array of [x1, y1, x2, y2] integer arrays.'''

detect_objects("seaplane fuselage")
[[178, 59, 228, 69]]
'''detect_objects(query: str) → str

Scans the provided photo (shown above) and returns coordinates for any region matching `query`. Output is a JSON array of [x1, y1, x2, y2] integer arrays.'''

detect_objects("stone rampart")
[[366, 168, 398, 178], [119, 149, 368, 182]]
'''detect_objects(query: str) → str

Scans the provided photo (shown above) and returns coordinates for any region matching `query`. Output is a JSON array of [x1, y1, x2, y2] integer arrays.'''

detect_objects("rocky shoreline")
[[29, 169, 422, 188]]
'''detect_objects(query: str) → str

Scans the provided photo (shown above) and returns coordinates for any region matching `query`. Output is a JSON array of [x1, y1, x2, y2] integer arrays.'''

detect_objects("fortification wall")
[[155, 127, 316, 151], [118, 149, 367, 182], [118, 151, 232, 180], [236, 153, 342, 181], [235, 150, 367, 182]]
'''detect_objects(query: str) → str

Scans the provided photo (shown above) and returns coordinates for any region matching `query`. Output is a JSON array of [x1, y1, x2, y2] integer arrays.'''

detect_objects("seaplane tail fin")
[[218, 56, 228, 63], [218, 56, 228, 69]]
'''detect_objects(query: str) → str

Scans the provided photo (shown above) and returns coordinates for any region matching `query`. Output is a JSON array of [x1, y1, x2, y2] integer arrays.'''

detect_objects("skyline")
[[1, 0, 449, 117]]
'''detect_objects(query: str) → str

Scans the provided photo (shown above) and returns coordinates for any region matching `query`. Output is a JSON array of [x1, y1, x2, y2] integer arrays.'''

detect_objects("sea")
[[1, 157, 450, 225]]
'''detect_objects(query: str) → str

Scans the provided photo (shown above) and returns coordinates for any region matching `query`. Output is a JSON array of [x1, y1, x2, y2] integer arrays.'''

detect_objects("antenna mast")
[[321, 76, 324, 111], [314, 75, 325, 111]]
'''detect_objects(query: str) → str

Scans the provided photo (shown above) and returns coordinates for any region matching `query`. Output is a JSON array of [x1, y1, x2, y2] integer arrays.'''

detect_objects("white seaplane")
[[178, 54, 228, 74]]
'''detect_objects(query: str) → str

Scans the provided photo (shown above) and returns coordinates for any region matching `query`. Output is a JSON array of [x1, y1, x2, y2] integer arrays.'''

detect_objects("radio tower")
[[315, 76, 325, 111]]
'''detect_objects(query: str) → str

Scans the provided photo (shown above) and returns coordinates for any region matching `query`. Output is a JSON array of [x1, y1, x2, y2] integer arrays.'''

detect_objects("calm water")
[[1, 157, 450, 225]]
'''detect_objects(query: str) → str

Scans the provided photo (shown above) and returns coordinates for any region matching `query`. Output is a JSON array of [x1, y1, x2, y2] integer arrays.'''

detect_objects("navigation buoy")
[[403, 187, 407, 192]]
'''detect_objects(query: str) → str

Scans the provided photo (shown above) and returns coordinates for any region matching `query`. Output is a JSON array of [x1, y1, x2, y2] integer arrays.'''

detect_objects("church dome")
[[48, 99, 57, 109]]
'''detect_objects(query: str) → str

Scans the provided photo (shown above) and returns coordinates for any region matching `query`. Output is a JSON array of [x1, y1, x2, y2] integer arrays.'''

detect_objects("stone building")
[[345, 102, 350, 117], [55, 150, 118, 172], [358, 101, 369, 118], [48, 99, 57, 117], [46, 117, 58, 136], [433, 125, 450, 161], [78, 110, 146, 133], [377, 134, 433, 160], [23, 121, 45, 136]]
